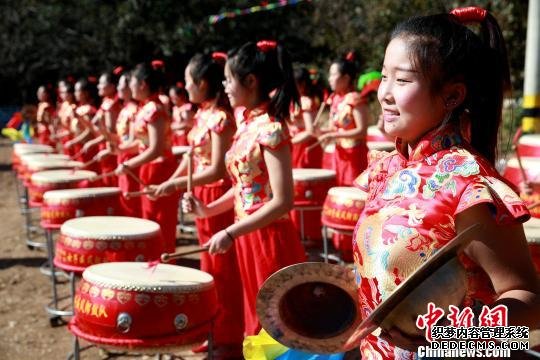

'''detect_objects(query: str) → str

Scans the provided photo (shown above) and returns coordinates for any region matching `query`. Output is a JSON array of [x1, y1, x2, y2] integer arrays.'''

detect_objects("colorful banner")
[[208, 0, 312, 25]]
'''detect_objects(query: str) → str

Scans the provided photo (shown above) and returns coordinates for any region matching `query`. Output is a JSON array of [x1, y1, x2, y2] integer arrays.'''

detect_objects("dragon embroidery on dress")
[[423, 150, 479, 199]]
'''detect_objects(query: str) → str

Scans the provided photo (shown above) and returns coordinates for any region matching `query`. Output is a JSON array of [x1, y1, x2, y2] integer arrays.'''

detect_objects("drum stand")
[[22, 187, 47, 250], [322, 225, 353, 265], [44, 227, 75, 326], [294, 204, 324, 244]]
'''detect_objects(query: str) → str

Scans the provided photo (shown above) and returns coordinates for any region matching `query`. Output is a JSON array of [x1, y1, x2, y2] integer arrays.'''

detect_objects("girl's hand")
[[318, 132, 335, 144], [114, 163, 127, 176], [64, 140, 74, 149], [182, 192, 208, 218], [144, 185, 158, 201], [154, 180, 178, 197], [203, 230, 234, 255], [379, 328, 429, 352]]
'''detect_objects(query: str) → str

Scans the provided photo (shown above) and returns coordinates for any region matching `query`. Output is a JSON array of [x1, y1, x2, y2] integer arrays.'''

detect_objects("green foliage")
[[0, 0, 527, 106]]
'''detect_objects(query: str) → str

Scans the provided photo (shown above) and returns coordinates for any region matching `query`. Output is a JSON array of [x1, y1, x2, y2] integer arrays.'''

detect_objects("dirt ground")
[[3, 136, 540, 360]]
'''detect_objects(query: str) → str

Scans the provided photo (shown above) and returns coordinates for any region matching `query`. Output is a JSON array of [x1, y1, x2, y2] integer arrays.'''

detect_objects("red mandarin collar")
[[395, 124, 464, 162], [242, 102, 269, 124]]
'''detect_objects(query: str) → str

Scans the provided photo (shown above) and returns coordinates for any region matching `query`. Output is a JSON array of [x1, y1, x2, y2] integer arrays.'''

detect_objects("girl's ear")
[[443, 82, 467, 111], [199, 79, 208, 94], [244, 74, 258, 91]]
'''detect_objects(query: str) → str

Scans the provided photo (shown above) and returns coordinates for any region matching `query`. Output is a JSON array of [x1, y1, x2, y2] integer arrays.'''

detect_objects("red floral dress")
[[352, 125, 529, 359], [225, 104, 306, 335]]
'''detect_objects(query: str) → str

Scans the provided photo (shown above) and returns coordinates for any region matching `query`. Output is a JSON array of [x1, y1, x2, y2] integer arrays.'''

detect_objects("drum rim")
[[518, 134, 540, 145], [505, 157, 540, 166], [292, 168, 336, 180], [31, 169, 96, 184], [60, 216, 161, 239], [82, 262, 214, 293], [44, 187, 121, 201], [327, 186, 368, 199]]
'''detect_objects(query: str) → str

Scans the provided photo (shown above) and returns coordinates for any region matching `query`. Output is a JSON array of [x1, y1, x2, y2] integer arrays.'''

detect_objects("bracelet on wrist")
[[224, 229, 235, 241]]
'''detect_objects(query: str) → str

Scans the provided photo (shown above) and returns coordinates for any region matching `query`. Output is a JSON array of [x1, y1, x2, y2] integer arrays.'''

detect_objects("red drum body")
[[524, 218, 540, 274], [502, 157, 540, 188], [291, 169, 336, 242], [502, 157, 540, 218], [54, 216, 163, 274], [12, 144, 54, 173], [29, 170, 96, 207], [322, 187, 367, 230], [367, 125, 394, 152], [517, 134, 540, 157], [69, 262, 217, 350], [41, 187, 122, 229]]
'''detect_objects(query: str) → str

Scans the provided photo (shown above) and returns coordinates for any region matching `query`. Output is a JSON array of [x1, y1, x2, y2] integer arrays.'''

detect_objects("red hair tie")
[[151, 59, 165, 70], [176, 81, 184, 89], [345, 51, 355, 62], [257, 40, 277, 52], [212, 52, 227, 63], [113, 66, 124, 76], [87, 76, 97, 83], [450, 6, 487, 24]]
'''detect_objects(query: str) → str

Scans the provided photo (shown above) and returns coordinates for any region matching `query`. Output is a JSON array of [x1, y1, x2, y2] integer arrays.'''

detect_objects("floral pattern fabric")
[[116, 101, 138, 144], [328, 91, 364, 148], [352, 125, 529, 359], [133, 96, 172, 158], [225, 105, 290, 220]]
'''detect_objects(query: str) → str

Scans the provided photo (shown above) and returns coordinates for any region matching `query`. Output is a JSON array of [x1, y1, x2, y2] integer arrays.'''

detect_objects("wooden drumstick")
[[124, 166, 146, 187], [89, 170, 116, 182], [305, 138, 326, 153], [161, 247, 209, 262], [79, 157, 98, 169], [124, 189, 154, 198], [70, 148, 84, 161], [311, 101, 327, 128], [186, 150, 193, 194]]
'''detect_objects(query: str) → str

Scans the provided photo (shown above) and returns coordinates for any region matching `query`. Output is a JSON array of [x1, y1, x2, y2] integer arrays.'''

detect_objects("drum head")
[[61, 216, 160, 240], [518, 134, 540, 146], [327, 187, 367, 201], [20, 153, 70, 163], [172, 146, 191, 156], [27, 159, 81, 171], [14, 143, 54, 155], [31, 169, 95, 184], [83, 262, 214, 292], [344, 223, 483, 349], [505, 157, 540, 169], [44, 187, 120, 201], [292, 168, 336, 181]]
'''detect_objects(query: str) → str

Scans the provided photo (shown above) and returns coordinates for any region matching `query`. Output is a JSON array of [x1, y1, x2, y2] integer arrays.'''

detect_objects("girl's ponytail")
[[271, 43, 299, 121]]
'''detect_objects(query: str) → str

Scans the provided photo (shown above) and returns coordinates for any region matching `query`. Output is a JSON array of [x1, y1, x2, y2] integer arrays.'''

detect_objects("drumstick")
[[70, 148, 84, 161], [124, 166, 146, 187], [527, 201, 540, 211], [186, 150, 193, 194], [305, 138, 325, 153], [89, 170, 116, 182], [161, 247, 209, 262], [79, 157, 98, 169], [311, 101, 327, 129], [124, 189, 154, 198]]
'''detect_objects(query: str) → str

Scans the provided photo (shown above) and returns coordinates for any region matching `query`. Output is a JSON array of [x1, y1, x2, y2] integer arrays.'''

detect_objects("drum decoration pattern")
[[321, 187, 367, 230], [41, 187, 121, 229], [69, 262, 217, 349], [290, 169, 336, 242], [54, 216, 162, 273], [29, 170, 96, 207]]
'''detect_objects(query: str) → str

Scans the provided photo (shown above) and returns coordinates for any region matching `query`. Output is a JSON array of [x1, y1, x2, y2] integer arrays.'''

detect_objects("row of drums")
[[12, 143, 217, 352]]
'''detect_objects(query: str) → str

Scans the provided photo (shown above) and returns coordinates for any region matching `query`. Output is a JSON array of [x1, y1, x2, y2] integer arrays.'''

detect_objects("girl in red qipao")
[[114, 62, 179, 254], [352, 7, 540, 359], [184, 41, 307, 337], [56, 80, 77, 155], [320, 52, 370, 186], [169, 82, 196, 146], [151, 52, 244, 358], [99, 71, 142, 217], [36, 85, 56, 147], [83, 71, 122, 186], [64, 78, 98, 169], [289, 67, 322, 169]]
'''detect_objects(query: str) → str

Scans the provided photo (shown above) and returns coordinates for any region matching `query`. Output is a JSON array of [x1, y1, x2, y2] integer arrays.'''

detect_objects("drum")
[[517, 134, 540, 157], [21, 157, 79, 184], [367, 126, 394, 152], [41, 187, 122, 229], [322, 142, 335, 171], [322, 187, 367, 230], [523, 218, 540, 273], [291, 169, 336, 242], [502, 157, 540, 188], [12, 143, 54, 172], [29, 169, 96, 207], [69, 262, 217, 351], [54, 216, 163, 274], [292, 168, 336, 206]]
